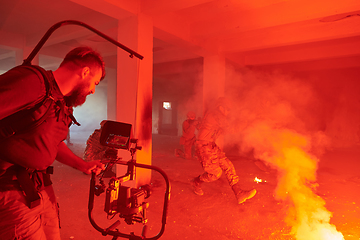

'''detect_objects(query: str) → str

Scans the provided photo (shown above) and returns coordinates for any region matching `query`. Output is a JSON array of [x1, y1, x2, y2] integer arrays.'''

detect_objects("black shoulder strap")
[[21, 65, 51, 94]]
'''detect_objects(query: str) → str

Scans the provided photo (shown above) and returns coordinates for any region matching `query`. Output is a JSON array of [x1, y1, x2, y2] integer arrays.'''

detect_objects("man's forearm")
[[56, 141, 87, 172]]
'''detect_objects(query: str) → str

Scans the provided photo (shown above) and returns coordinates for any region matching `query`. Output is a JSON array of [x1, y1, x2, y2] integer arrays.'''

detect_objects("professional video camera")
[[88, 120, 170, 240]]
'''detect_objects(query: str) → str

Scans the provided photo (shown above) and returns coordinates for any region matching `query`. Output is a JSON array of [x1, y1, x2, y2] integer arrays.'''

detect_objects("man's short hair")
[[60, 46, 106, 81]]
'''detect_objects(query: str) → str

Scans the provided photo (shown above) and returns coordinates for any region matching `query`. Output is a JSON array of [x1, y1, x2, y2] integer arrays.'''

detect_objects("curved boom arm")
[[23, 20, 144, 65]]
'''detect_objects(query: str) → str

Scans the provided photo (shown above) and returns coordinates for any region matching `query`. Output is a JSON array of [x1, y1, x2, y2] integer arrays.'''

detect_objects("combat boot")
[[191, 176, 204, 196], [232, 183, 256, 204]]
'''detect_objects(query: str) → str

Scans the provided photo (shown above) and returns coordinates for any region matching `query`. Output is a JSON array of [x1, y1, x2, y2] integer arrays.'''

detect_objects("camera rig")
[[88, 121, 171, 240]]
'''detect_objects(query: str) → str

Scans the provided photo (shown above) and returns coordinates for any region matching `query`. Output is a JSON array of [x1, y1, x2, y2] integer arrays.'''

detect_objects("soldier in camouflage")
[[84, 121, 107, 162], [191, 97, 256, 204], [175, 111, 200, 160]]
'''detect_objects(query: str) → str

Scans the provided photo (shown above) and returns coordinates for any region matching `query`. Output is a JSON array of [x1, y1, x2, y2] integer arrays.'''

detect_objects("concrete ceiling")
[[0, 0, 360, 74]]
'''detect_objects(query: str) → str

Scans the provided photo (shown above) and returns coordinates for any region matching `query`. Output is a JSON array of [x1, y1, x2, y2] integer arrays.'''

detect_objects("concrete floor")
[[52, 132, 360, 240]]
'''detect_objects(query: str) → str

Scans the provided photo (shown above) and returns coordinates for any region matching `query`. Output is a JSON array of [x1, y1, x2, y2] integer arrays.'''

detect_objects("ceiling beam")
[[0, 51, 15, 60], [140, 0, 215, 15], [227, 35, 360, 66], [220, 15, 360, 54], [190, 0, 360, 38], [0, 30, 24, 49], [70, 0, 136, 20]]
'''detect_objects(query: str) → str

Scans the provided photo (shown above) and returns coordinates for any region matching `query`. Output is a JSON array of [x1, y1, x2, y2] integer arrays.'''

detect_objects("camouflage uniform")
[[195, 106, 239, 186], [192, 97, 256, 203], [178, 111, 200, 159], [196, 142, 239, 186]]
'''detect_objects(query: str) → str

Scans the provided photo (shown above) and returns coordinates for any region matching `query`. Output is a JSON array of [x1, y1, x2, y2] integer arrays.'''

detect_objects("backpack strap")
[[0, 64, 82, 140], [22, 65, 81, 126], [0, 65, 53, 139]]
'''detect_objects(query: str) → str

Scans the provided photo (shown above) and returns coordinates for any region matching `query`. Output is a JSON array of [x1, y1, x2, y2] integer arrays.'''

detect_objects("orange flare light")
[[254, 177, 266, 183], [243, 124, 345, 240]]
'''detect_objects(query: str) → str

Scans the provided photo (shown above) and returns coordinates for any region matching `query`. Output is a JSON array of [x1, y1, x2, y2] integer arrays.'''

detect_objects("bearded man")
[[0, 47, 105, 239]]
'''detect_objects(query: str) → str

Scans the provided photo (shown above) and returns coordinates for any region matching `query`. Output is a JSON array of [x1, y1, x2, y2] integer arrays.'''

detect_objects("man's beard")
[[64, 82, 90, 107]]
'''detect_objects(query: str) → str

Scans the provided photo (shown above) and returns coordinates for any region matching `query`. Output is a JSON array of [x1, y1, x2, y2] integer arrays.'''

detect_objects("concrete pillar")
[[106, 68, 117, 121], [116, 14, 153, 187]]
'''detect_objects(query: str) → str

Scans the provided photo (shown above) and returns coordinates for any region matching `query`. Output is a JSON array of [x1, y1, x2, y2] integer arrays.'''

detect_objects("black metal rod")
[[23, 20, 143, 65], [88, 172, 105, 233]]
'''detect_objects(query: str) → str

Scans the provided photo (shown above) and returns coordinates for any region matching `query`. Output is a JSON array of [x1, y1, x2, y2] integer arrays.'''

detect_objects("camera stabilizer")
[[88, 121, 171, 240]]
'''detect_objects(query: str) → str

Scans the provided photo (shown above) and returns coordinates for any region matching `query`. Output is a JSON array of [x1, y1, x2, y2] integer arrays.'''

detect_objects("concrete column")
[[106, 68, 117, 121], [116, 14, 153, 187]]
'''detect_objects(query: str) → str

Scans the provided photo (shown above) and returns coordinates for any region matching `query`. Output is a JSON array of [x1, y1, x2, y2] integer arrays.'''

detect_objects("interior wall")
[[153, 58, 203, 136]]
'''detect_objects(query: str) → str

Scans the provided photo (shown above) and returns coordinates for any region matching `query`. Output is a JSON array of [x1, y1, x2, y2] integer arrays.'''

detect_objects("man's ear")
[[81, 67, 90, 79]]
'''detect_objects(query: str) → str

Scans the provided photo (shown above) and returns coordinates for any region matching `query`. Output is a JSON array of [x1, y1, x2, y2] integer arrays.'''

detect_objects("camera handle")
[[88, 161, 171, 240]]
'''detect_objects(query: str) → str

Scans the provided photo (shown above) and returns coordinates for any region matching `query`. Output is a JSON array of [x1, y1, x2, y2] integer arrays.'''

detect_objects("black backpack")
[[0, 64, 79, 140]]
